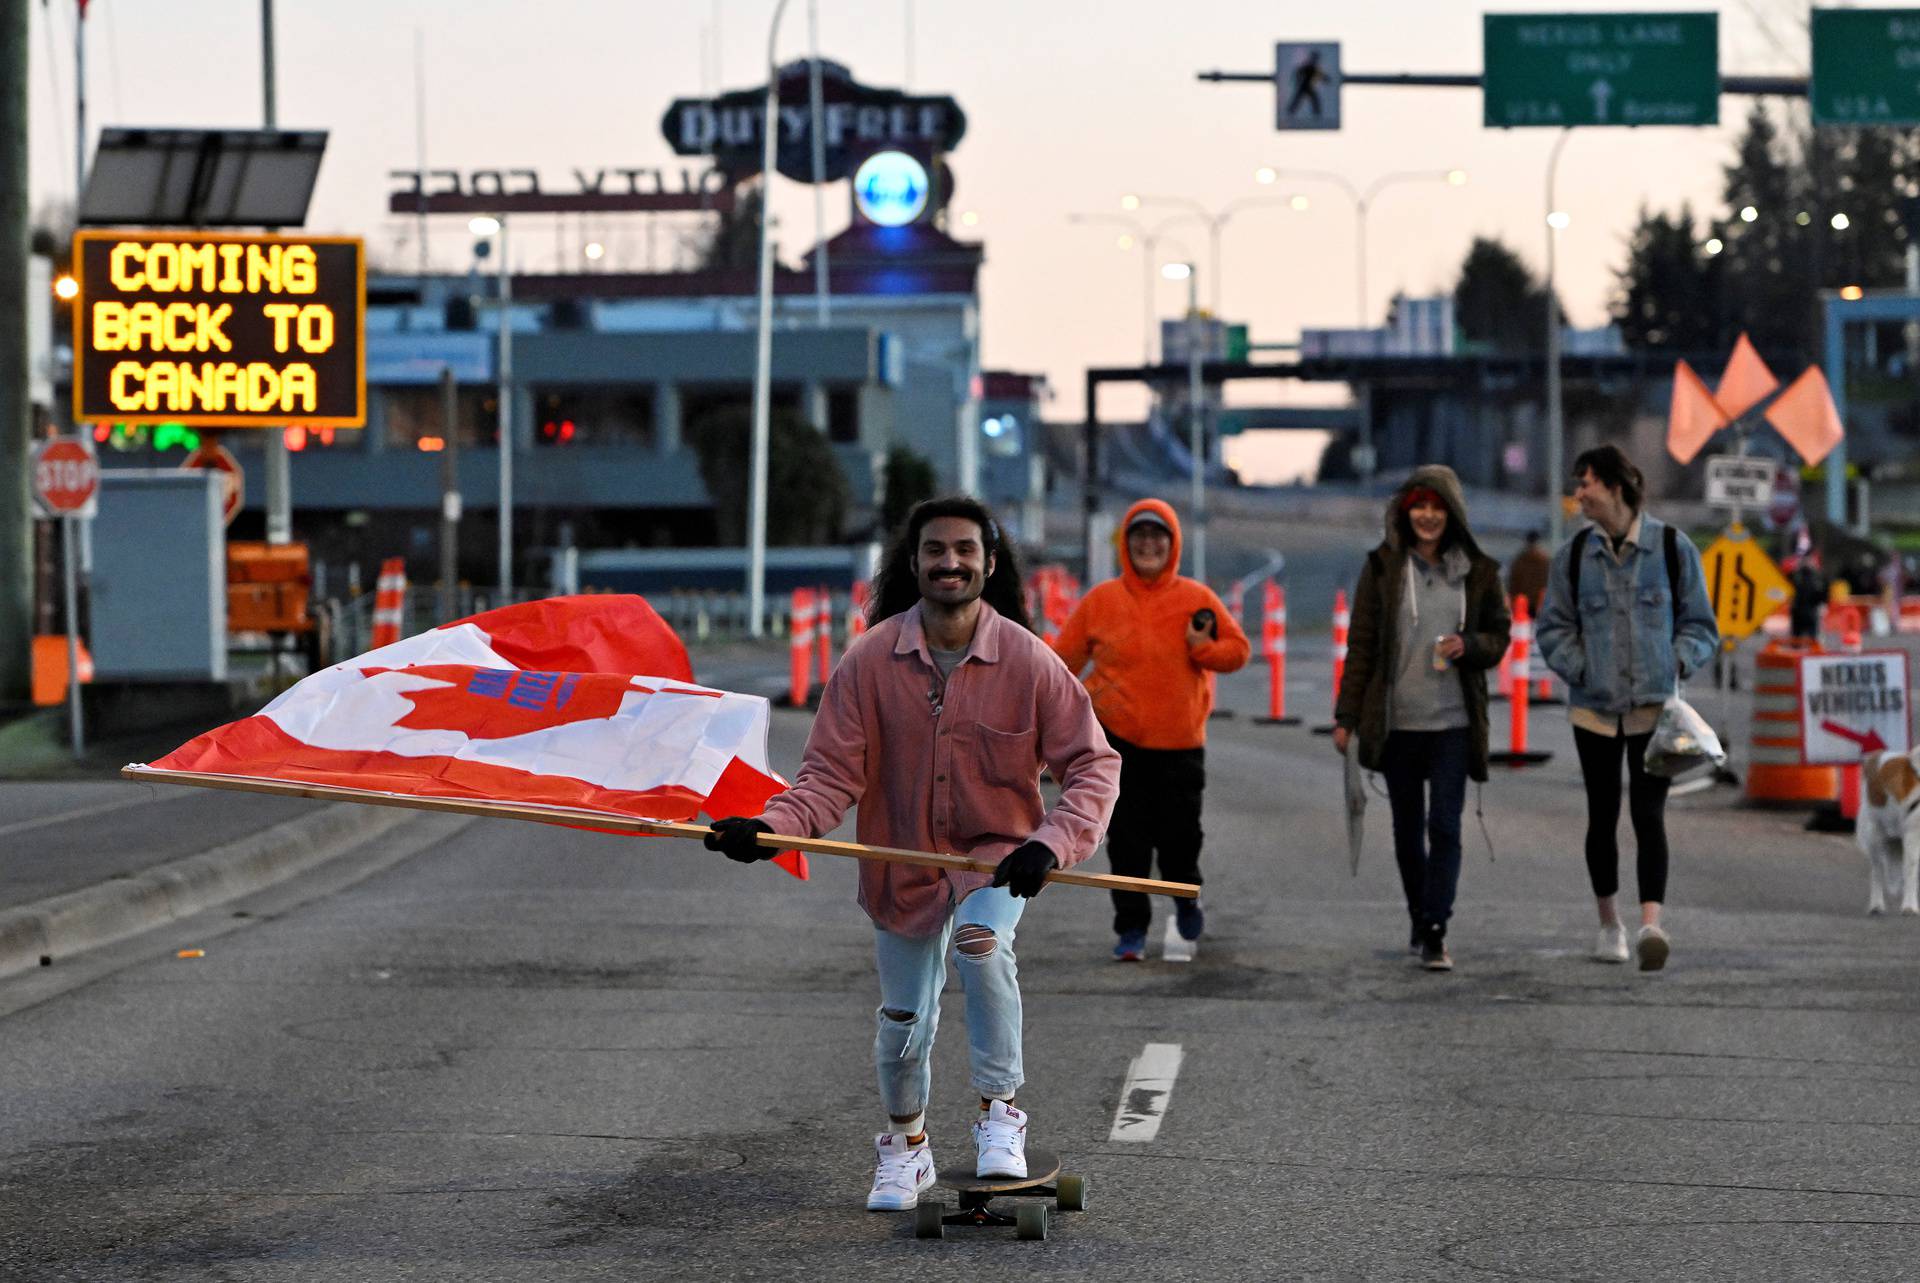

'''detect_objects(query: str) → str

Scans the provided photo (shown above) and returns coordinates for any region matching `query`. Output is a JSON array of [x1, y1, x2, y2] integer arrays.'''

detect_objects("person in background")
[[1332, 466, 1511, 973], [1536, 445, 1718, 972], [1051, 499, 1250, 961], [1507, 530, 1552, 619]]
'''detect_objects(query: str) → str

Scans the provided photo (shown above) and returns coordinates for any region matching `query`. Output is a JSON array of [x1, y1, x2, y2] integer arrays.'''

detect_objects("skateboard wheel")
[[1055, 1173, 1087, 1212], [1016, 1202, 1048, 1240], [914, 1203, 945, 1239]]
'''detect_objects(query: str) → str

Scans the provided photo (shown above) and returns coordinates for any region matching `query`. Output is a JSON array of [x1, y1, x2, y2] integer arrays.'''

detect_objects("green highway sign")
[[1811, 8, 1920, 127], [1483, 12, 1719, 127]]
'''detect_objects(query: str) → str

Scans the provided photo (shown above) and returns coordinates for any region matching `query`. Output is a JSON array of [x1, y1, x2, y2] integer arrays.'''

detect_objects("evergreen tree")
[[878, 447, 937, 541], [1613, 203, 1721, 352], [694, 180, 765, 272], [1453, 237, 1557, 354], [1715, 104, 1807, 357], [687, 403, 851, 545], [1617, 105, 1920, 362]]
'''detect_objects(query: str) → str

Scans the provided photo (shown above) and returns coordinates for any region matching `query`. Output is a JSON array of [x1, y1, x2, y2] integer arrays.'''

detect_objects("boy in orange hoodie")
[[1052, 499, 1251, 958]]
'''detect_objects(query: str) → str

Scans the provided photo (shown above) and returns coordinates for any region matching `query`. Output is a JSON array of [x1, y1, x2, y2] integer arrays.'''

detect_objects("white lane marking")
[[0, 788, 194, 841], [1109, 1042, 1183, 1142], [1161, 917, 1194, 963]]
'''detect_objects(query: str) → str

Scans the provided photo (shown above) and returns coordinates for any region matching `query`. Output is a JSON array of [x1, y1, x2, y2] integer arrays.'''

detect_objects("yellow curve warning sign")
[[1700, 525, 1793, 641]]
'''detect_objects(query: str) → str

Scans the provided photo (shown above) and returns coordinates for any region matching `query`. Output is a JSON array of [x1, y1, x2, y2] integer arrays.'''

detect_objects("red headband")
[[1401, 487, 1444, 512]]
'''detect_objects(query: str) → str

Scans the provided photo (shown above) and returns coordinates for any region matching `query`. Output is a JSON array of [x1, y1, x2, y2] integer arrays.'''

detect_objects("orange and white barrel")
[[789, 588, 815, 708], [1746, 638, 1839, 805], [370, 558, 408, 648]]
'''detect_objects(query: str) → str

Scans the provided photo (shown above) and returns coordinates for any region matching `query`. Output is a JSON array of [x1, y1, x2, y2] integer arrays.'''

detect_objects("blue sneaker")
[[1112, 930, 1147, 962], [1174, 897, 1205, 942]]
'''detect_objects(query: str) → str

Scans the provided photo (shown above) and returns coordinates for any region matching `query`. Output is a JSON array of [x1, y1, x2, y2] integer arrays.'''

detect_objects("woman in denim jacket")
[[1537, 445, 1718, 972]]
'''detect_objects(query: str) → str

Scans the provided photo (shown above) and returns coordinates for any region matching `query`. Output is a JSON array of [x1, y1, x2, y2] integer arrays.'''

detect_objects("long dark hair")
[[868, 495, 1032, 630]]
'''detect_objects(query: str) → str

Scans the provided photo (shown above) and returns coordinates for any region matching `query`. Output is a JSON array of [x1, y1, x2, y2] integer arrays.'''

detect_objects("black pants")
[[1380, 728, 1471, 941], [1572, 726, 1670, 903], [1106, 734, 1205, 935]]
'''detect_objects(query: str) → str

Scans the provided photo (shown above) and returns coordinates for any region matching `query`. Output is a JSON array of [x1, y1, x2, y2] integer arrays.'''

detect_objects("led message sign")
[[73, 231, 366, 428]]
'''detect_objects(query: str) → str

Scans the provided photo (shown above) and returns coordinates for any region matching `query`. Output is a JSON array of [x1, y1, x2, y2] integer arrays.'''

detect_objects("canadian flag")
[[130, 596, 804, 878]]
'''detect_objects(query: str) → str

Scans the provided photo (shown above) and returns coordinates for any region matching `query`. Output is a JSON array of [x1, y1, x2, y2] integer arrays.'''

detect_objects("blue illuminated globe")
[[853, 152, 930, 227]]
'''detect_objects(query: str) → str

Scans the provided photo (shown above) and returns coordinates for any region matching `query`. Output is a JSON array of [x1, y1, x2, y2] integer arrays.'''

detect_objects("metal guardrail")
[[316, 586, 856, 664]]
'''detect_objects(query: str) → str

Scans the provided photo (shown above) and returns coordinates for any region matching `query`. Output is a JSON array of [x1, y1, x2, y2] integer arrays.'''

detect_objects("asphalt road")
[[3, 655, 1917, 1281]]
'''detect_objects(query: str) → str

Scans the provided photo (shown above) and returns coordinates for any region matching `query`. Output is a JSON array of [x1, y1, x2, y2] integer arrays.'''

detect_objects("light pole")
[[261, 0, 292, 547], [1165, 261, 1207, 583], [1544, 130, 1572, 548], [1124, 193, 1312, 314], [469, 215, 513, 596], [806, 0, 829, 325], [1253, 167, 1468, 325], [1067, 212, 1195, 365], [749, 0, 792, 638]]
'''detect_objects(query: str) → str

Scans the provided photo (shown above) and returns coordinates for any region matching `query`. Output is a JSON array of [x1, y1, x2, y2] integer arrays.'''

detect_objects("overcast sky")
[[27, 1, 1822, 475]]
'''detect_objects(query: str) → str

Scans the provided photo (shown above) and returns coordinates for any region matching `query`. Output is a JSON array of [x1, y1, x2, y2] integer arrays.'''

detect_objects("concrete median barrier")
[[0, 800, 424, 980]]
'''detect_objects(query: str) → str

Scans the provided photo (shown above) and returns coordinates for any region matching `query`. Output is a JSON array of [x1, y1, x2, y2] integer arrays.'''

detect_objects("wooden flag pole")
[[121, 766, 1199, 899]]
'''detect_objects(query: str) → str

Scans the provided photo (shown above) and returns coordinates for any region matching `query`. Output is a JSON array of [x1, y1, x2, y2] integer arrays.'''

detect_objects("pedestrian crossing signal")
[[1276, 42, 1342, 131]]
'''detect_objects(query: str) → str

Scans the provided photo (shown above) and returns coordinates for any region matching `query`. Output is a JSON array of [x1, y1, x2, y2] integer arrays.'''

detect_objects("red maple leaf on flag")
[[388, 667, 646, 741]]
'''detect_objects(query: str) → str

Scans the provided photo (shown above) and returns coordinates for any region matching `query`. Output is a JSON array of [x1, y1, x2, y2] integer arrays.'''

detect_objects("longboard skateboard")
[[912, 1147, 1086, 1240]]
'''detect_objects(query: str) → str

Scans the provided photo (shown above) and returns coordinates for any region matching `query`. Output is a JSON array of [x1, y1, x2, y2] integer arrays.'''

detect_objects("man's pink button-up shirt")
[[761, 600, 1121, 937]]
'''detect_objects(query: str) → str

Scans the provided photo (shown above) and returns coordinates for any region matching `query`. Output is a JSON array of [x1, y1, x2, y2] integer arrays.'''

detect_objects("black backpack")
[[1567, 522, 1681, 632]]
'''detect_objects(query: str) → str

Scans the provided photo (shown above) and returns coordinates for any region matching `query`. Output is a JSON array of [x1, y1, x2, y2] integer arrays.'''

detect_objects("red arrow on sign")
[[1820, 720, 1887, 754]]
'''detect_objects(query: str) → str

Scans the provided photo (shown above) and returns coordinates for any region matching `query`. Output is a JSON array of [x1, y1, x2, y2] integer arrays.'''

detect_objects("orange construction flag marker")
[[1764, 366, 1845, 466], [1667, 359, 1729, 465], [1715, 332, 1779, 420]]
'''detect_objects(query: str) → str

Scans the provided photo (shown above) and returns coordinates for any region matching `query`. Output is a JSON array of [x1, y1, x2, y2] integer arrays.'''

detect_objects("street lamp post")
[[1544, 130, 1573, 548], [469, 215, 514, 596], [1067, 212, 1195, 366], [749, 0, 793, 638], [1165, 261, 1207, 583], [1127, 193, 1315, 314], [1253, 167, 1467, 325]]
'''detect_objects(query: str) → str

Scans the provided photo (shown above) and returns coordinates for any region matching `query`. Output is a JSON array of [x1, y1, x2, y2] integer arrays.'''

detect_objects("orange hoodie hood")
[[1116, 498, 1182, 591], [1053, 497, 1250, 749]]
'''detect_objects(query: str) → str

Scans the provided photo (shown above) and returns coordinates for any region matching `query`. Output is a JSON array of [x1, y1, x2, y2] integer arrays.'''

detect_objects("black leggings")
[[1572, 726, 1670, 903]]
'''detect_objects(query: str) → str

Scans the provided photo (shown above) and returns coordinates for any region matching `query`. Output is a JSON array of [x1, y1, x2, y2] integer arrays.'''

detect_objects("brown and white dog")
[[1858, 750, 1920, 916]]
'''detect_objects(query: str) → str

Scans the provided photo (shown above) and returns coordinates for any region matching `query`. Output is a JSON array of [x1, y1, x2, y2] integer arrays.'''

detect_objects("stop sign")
[[31, 437, 100, 519], [180, 442, 245, 527]]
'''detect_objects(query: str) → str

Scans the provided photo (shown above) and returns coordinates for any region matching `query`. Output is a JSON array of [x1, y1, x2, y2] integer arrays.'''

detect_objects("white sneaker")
[[973, 1100, 1029, 1179], [1594, 923, 1629, 964], [865, 1132, 936, 1211], [1637, 924, 1670, 972]]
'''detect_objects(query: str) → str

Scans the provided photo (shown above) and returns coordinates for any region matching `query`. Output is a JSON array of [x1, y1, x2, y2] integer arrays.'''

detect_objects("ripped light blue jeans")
[[873, 884, 1026, 1118]]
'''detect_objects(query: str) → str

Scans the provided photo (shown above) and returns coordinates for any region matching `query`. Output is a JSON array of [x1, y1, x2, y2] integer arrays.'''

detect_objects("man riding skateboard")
[[705, 496, 1121, 1212]]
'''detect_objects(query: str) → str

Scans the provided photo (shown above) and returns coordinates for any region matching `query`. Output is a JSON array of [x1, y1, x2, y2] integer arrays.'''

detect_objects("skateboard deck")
[[914, 1147, 1085, 1240], [935, 1147, 1060, 1194]]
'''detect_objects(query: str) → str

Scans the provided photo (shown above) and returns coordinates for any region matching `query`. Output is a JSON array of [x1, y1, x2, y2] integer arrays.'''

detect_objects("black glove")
[[704, 817, 774, 863], [991, 841, 1059, 898]]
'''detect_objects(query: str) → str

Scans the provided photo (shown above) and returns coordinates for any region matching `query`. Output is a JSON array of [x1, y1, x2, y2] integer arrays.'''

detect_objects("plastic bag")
[[1644, 695, 1726, 779]]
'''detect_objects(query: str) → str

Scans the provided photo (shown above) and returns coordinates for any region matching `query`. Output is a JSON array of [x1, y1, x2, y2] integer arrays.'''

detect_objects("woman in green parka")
[[1333, 465, 1511, 971]]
